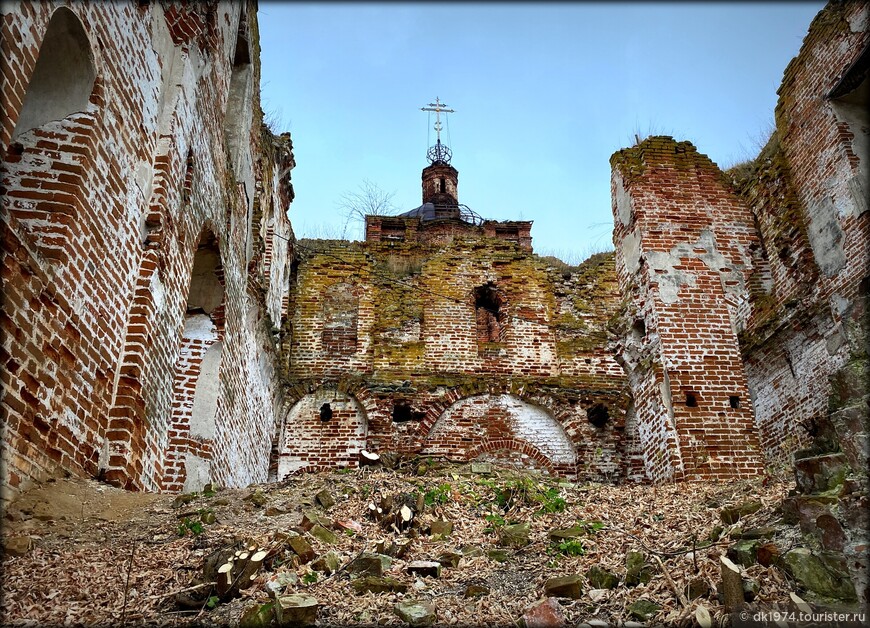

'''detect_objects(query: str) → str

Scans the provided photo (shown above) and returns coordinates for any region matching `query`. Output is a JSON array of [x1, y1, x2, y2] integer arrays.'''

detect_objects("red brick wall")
[[610, 138, 765, 481], [277, 390, 368, 477], [734, 1, 869, 466], [1, 1, 293, 501], [282, 237, 631, 481], [419, 394, 577, 477]]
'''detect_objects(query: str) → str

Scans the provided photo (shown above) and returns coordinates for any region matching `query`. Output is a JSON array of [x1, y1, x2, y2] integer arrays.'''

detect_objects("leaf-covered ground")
[[1, 462, 796, 627]]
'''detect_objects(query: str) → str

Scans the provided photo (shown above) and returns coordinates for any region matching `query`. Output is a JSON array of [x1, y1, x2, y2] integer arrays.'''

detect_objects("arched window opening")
[[13, 7, 96, 139], [828, 44, 869, 215], [474, 283, 506, 343], [164, 232, 225, 493]]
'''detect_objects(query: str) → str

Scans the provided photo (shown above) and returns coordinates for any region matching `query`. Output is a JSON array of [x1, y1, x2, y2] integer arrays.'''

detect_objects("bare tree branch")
[[338, 179, 397, 239]]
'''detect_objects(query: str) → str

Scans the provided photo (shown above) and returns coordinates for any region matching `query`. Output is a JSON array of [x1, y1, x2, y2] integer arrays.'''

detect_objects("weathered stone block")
[[794, 453, 849, 494], [627, 599, 660, 622], [311, 551, 340, 574], [521, 597, 565, 628], [309, 525, 337, 545], [586, 565, 619, 589], [394, 600, 436, 627], [720, 501, 762, 525], [352, 576, 408, 594], [783, 547, 857, 602], [728, 540, 760, 567], [498, 522, 531, 548], [625, 551, 653, 586], [544, 575, 582, 599]]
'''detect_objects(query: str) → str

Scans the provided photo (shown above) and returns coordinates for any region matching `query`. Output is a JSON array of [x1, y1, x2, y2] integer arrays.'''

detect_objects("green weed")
[[177, 517, 204, 537], [302, 572, 318, 585], [424, 482, 452, 506], [550, 539, 586, 556]]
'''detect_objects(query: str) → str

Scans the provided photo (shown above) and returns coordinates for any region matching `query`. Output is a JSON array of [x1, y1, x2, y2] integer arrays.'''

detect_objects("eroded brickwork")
[[610, 139, 765, 481], [730, 1, 869, 467], [610, 1, 867, 481], [1, 1, 295, 501], [278, 228, 632, 481], [2, 1, 865, 499]]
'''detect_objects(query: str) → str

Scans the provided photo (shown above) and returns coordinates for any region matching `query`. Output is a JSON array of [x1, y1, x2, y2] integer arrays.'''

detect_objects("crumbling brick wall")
[[610, 138, 765, 481], [730, 1, 869, 466], [1, 1, 293, 501], [279, 233, 632, 480], [609, 2, 868, 480]]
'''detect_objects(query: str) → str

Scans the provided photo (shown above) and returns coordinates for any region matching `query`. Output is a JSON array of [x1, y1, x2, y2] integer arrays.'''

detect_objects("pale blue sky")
[[258, 2, 824, 261]]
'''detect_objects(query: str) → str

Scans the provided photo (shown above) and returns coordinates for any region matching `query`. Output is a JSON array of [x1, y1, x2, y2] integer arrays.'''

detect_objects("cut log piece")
[[379, 495, 394, 515], [720, 555, 745, 611], [695, 605, 712, 628], [204, 547, 238, 582], [398, 505, 414, 530], [375, 538, 411, 558], [237, 550, 267, 588], [216, 561, 235, 598], [359, 450, 380, 466], [393, 538, 412, 558]]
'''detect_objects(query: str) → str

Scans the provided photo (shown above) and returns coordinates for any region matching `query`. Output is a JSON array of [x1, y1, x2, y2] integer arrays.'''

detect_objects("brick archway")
[[419, 393, 577, 477], [412, 383, 571, 441], [467, 438, 555, 472], [269, 378, 381, 479]]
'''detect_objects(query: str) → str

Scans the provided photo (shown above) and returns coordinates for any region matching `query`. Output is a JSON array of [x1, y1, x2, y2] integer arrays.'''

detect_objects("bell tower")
[[421, 98, 459, 212]]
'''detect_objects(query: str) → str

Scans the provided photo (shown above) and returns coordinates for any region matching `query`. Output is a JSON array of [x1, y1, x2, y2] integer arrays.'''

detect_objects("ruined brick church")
[[1, 1, 867, 505]]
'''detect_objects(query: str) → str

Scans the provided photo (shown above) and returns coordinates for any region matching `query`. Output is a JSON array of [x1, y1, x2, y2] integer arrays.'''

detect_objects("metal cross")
[[421, 97, 455, 143]]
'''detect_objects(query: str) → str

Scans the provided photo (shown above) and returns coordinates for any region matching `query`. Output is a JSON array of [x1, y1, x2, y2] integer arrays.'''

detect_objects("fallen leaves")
[[0, 467, 795, 627]]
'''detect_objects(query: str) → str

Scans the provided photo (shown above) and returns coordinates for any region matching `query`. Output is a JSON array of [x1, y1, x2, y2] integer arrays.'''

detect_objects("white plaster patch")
[[183, 312, 217, 341], [134, 160, 153, 201], [189, 340, 222, 439], [805, 197, 846, 276], [183, 453, 211, 493], [614, 172, 633, 227], [621, 228, 641, 275], [645, 229, 749, 305], [150, 270, 166, 312]]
